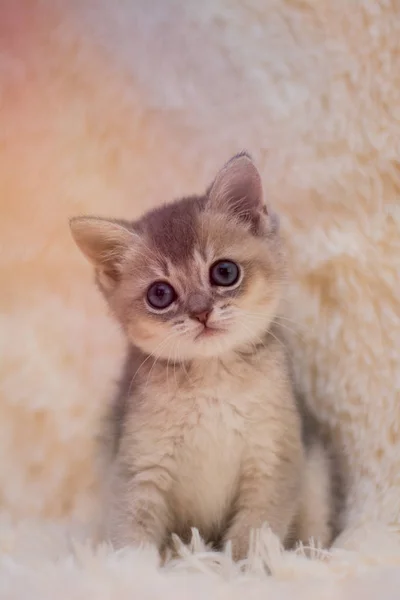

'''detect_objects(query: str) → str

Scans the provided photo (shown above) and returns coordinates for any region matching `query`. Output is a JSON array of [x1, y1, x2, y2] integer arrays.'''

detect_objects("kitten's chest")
[[176, 381, 246, 458], [173, 365, 263, 444], [167, 369, 267, 536], [170, 388, 244, 536], [165, 360, 270, 460]]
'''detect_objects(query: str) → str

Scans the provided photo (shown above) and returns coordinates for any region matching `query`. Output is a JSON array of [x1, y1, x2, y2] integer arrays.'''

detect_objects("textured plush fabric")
[[0, 1, 400, 596], [1, 518, 400, 600]]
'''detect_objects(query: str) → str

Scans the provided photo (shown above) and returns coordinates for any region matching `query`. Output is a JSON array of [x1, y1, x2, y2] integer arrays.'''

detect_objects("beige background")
[[0, 0, 399, 532]]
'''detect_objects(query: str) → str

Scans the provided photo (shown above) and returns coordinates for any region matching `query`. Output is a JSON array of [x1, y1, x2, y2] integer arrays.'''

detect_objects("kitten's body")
[[71, 153, 339, 559], [105, 331, 304, 555]]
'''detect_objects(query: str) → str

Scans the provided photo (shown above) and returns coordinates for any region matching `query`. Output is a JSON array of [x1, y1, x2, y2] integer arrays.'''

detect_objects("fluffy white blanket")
[[1, 518, 400, 599]]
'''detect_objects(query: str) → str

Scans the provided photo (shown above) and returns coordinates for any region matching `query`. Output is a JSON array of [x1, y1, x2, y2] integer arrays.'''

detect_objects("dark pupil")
[[147, 282, 175, 309], [219, 266, 231, 279], [211, 261, 239, 286]]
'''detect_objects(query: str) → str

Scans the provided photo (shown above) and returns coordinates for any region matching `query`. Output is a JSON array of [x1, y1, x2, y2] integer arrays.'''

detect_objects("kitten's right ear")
[[69, 216, 137, 293], [207, 152, 270, 234]]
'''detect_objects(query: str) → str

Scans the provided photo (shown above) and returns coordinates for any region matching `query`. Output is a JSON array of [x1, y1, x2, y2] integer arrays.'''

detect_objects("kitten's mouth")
[[195, 325, 223, 340]]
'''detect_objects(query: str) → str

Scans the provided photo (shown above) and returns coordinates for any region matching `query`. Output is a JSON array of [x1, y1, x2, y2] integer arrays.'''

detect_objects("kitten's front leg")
[[106, 466, 172, 554], [224, 452, 302, 561]]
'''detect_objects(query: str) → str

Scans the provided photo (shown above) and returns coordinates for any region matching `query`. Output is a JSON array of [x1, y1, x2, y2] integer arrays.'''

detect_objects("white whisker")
[[129, 329, 185, 398], [172, 339, 179, 391], [267, 328, 288, 352], [236, 308, 304, 342], [127, 333, 175, 397], [143, 332, 181, 393], [272, 319, 304, 340]]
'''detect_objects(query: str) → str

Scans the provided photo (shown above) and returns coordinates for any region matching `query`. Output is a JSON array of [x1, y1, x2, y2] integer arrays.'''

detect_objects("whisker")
[[166, 346, 171, 395], [271, 319, 305, 341], [143, 332, 181, 393], [144, 349, 163, 393], [127, 336, 170, 397], [237, 320, 267, 353], [239, 316, 289, 353], [237, 309, 305, 334], [181, 356, 192, 386], [267, 328, 289, 352], [173, 339, 179, 390], [127, 331, 180, 397], [274, 314, 307, 329]]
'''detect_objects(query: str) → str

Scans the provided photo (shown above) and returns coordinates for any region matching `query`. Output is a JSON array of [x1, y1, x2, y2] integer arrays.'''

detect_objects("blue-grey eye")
[[147, 281, 176, 309], [210, 260, 240, 287]]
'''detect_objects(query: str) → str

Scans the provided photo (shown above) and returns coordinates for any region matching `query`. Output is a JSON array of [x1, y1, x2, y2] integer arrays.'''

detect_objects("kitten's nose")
[[192, 310, 210, 324]]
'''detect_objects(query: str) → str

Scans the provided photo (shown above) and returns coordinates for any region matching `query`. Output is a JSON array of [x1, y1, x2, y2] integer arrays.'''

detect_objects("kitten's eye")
[[210, 260, 240, 287], [146, 281, 176, 310]]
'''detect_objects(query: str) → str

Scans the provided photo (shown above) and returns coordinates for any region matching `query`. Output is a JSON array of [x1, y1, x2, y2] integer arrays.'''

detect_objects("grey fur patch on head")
[[134, 195, 207, 263]]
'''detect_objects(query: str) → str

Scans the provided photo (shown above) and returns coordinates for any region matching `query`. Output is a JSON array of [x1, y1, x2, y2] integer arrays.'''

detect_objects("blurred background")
[[0, 0, 399, 533]]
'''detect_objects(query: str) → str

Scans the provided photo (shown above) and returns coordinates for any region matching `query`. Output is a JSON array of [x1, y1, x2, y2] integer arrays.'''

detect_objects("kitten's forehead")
[[136, 195, 207, 264], [166, 247, 211, 293]]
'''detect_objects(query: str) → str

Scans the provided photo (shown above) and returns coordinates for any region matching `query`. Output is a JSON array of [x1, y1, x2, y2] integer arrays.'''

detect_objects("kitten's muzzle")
[[194, 324, 222, 340]]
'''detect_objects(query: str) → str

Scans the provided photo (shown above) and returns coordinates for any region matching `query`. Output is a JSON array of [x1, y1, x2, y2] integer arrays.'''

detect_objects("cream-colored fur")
[[296, 443, 333, 547], [106, 342, 304, 559]]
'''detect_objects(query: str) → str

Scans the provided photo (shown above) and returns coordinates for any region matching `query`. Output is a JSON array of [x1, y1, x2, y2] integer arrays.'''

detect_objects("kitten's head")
[[70, 153, 285, 360]]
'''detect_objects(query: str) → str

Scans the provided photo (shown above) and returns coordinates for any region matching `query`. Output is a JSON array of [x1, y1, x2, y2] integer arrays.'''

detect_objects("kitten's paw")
[[224, 532, 250, 562]]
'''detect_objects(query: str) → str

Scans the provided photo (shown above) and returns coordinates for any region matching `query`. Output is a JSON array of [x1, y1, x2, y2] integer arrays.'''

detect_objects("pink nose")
[[192, 311, 209, 324]]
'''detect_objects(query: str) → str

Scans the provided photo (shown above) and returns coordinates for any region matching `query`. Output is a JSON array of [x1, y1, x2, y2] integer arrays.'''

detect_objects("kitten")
[[70, 153, 338, 560]]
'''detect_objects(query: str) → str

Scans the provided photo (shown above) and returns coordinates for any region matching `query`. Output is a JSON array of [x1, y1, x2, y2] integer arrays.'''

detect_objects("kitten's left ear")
[[207, 152, 270, 232]]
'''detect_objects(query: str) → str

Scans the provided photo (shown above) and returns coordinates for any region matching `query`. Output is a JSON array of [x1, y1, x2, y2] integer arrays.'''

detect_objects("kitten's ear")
[[207, 153, 267, 227], [70, 216, 137, 292]]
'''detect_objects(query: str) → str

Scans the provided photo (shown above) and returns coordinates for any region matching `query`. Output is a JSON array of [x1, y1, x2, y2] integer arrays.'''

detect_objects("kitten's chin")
[[133, 330, 236, 361], [131, 318, 274, 361], [185, 324, 270, 360]]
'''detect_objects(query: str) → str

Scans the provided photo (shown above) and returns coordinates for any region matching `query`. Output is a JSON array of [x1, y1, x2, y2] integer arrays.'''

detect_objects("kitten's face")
[[70, 153, 285, 360]]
